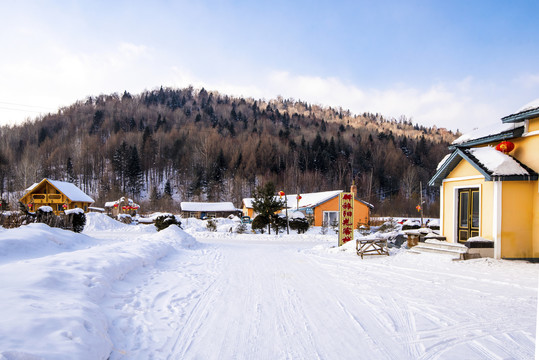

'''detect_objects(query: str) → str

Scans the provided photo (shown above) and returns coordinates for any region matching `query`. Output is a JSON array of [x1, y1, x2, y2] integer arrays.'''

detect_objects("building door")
[[457, 188, 480, 242]]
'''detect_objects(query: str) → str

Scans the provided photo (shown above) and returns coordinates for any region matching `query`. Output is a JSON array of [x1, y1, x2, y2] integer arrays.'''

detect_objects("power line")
[[0, 106, 50, 113], [0, 101, 56, 111]]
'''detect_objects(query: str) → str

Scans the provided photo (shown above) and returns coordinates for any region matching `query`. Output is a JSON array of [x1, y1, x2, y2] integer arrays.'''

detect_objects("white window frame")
[[323, 211, 339, 227]]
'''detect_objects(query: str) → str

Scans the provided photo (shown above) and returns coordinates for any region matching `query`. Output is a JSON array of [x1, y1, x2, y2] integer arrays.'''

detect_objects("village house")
[[242, 187, 373, 227], [104, 197, 140, 217], [20, 178, 94, 215], [180, 202, 240, 219], [429, 100, 539, 259]]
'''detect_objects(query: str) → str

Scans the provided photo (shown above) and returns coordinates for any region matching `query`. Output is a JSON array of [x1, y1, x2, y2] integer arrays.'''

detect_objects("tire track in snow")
[[104, 246, 223, 359], [303, 251, 536, 360]]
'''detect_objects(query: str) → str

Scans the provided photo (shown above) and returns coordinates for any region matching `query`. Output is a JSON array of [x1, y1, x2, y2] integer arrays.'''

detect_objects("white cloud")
[[195, 71, 507, 132], [0, 41, 527, 133]]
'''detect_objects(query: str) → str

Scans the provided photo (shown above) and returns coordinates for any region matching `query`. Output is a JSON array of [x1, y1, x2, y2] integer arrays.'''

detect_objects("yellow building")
[[20, 178, 95, 215], [242, 189, 373, 227], [429, 100, 539, 259]]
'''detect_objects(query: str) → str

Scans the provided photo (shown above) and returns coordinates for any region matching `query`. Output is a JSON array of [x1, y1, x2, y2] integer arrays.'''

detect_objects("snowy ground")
[[0, 214, 537, 359]]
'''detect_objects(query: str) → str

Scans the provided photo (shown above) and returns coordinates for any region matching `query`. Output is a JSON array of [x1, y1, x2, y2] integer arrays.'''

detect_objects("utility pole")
[[420, 181, 424, 226]]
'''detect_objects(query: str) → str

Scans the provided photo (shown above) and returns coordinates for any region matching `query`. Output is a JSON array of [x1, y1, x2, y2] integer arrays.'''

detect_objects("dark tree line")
[[0, 86, 455, 216]]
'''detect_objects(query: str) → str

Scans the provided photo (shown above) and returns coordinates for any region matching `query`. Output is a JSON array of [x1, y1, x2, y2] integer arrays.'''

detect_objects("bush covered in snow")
[[155, 215, 182, 231], [271, 215, 288, 233], [251, 215, 269, 233], [289, 217, 309, 234], [235, 223, 248, 234], [206, 218, 217, 232], [378, 218, 400, 233]]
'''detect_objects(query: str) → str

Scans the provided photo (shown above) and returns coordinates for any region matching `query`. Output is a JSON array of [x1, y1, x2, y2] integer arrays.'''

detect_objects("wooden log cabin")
[[20, 178, 94, 215]]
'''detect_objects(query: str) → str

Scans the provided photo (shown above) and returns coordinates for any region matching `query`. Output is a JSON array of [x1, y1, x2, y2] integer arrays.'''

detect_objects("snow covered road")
[[0, 215, 536, 359], [103, 235, 537, 360]]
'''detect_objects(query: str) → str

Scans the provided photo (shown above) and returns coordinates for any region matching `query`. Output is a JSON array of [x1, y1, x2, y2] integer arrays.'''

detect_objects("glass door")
[[457, 188, 480, 242]]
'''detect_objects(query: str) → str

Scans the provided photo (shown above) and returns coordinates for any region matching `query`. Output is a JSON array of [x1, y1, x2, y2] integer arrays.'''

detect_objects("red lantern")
[[278, 191, 285, 197], [113, 204, 118, 208], [416, 205, 421, 212], [495, 141, 515, 154], [296, 195, 302, 200], [62, 204, 67, 209]]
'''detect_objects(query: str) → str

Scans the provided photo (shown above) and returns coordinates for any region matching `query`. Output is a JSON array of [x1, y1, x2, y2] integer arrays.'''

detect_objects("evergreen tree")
[[251, 182, 285, 234], [127, 145, 143, 198], [66, 157, 77, 184], [163, 180, 173, 199], [112, 141, 129, 193]]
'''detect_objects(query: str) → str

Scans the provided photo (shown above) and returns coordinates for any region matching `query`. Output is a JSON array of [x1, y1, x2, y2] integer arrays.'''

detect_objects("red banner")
[[339, 193, 354, 246]]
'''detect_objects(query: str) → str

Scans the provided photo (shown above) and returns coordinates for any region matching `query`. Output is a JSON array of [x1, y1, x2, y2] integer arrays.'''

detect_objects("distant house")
[[104, 197, 140, 217], [180, 202, 239, 219], [20, 178, 94, 215], [429, 100, 539, 259], [242, 187, 373, 227]]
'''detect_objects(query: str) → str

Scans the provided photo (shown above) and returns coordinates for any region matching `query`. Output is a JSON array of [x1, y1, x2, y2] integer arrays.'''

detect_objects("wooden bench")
[[356, 238, 389, 258]]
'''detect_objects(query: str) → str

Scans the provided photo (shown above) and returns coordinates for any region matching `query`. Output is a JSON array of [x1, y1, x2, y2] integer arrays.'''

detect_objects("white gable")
[[180, 202, 237, 212]]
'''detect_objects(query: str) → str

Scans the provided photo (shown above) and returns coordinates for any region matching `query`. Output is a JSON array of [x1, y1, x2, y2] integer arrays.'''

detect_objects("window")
[[323, 211, 339, 227]]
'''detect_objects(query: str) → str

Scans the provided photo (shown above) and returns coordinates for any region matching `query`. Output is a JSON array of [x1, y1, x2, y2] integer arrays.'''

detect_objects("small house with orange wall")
[[242, 187, 373, 227], [20, 178, 94, 215], [429, 99, 539, 259]]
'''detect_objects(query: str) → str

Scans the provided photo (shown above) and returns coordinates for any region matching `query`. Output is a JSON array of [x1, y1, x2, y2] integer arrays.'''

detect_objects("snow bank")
[[84, 212, 130, 232], [0, 223, 96, 264], [0, 223, 199, 359]]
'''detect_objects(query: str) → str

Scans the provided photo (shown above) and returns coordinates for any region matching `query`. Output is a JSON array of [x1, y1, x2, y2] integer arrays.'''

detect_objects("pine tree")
[[251, 182, 284, 234], [112, 141, 129, 193], [66, 157, 77, 184], [127, 145, 143, 198], [163, 180, 173, 199]]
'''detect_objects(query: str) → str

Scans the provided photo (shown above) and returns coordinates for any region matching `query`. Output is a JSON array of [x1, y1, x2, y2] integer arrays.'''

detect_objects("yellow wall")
[[528, 117, 539, 132], [533, 183, 539, 257], [509, 134, 539, 172], [242, 204, 254, 218], [442, 160, 494, 243], [500, 181, 536, 258]]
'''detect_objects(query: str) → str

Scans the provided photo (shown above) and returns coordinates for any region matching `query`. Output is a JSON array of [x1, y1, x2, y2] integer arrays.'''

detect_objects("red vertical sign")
[[339, 192, 354, 246]]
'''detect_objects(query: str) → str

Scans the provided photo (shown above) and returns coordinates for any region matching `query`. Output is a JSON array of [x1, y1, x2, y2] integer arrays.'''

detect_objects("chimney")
[[350, 181, 357, 198]]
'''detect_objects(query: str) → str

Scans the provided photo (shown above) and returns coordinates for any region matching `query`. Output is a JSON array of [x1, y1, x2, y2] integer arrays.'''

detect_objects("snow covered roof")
[[452, 121, 525, 146], [243, 190, 373, 210], [180, 202, 238, 212], [468, 147, 529, 176], [26, 179, 94, 203], [104, 197, 139, 209], [502, 98, 539, 123], [429, 147, 538, 186]]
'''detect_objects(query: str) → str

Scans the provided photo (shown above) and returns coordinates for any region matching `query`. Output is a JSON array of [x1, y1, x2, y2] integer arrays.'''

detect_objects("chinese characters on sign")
[[339, 192, 354, 246]]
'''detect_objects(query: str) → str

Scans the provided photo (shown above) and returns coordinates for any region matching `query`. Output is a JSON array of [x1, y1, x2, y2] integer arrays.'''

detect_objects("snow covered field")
[[0, 214, 537, 359]]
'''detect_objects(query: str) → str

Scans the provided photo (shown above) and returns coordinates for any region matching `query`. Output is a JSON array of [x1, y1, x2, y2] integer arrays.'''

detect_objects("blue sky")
[[1, 0, 539, 131]]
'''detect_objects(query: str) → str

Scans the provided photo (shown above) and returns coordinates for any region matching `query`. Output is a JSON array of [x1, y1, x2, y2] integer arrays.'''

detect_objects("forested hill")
[[0, 86, 456, 216]]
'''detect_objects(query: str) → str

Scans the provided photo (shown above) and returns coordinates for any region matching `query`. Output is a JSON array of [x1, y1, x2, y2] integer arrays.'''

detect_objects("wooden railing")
[[31, 194, 63, 203]]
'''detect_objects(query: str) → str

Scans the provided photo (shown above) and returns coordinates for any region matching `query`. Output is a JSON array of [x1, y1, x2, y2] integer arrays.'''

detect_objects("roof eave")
[[449, 127, 525, 149], [491, 174, 539, 181], [502, 108, 539, 123]]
